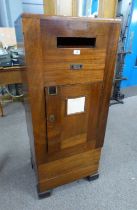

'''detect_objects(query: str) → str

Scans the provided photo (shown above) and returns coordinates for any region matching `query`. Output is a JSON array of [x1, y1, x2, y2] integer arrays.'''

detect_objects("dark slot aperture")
[[57, 37, 96, 48], [48, 86, 57, 95]]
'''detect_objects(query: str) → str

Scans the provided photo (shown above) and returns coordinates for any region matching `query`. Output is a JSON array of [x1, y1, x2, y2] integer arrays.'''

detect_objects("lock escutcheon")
[[49, 114, 56, 122]]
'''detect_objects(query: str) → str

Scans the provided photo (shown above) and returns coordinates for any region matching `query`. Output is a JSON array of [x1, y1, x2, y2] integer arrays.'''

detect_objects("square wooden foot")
[[37, 185, 52, 199], [86, 173, 99, 181]]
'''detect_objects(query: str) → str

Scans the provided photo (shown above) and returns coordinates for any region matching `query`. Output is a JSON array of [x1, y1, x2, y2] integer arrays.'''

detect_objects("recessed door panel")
[[45, 83, 102, 156]]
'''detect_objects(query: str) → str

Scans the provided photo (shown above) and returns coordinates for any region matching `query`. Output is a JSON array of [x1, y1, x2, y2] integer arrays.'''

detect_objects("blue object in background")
[[82, 0, 98, 16], [82, 0, 87, 16], [121, 0, 137, 88], [91, 0, 98, 14]]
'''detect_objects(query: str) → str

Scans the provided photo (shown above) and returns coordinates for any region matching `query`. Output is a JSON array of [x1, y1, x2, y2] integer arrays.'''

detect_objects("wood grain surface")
[[21, 14, 121, 194]]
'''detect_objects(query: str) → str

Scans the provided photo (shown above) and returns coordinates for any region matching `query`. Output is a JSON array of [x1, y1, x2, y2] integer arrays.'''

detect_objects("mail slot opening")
[[57, 37, 96, 48]]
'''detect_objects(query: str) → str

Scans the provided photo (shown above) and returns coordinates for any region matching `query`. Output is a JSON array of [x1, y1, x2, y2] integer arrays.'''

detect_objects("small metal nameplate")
[[70, 64, 83, 70]]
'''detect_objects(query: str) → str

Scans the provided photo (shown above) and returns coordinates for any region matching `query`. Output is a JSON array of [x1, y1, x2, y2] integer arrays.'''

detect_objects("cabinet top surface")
[[21, 13, 121, 24]]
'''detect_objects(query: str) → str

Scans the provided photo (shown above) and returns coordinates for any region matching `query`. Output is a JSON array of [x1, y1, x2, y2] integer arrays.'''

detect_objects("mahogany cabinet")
[[16, 14, 120, 198]]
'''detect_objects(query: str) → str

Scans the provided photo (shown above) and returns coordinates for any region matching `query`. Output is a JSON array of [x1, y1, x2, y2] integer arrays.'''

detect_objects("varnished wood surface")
[[21, 15, 121, 194], [45, 82, 103, 156], [96, 23, 121, 147], [98, 0, 117, 18], [44, 0, 56, 15], [22, 17, 47, 165], [0, 66, 25, 85], [38, 148, 101, 192], [44, 0, 78, 16], [22, 14, 121, 23]]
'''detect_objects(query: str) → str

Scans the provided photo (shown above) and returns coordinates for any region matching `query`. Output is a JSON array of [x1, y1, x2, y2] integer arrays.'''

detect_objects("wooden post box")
[[16, 14, 120, 198]]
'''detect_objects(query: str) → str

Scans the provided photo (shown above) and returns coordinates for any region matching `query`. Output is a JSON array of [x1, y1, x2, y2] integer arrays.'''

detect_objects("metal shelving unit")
[[111, 1, 132, 105]]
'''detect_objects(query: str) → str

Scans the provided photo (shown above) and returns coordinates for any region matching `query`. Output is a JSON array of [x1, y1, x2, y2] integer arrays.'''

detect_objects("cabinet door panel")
[[45, 82, 102, 156]]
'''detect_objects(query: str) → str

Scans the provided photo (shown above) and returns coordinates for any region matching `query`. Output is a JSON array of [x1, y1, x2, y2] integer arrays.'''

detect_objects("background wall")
[[6, 0, 23, 27], [0, 0, 9, 26], [0, 0, 44, 27], [22, 0, 44, 14], [0, 0, 22, 27]]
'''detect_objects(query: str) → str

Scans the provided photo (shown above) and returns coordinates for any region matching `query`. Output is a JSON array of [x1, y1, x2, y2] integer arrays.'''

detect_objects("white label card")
[[67, 97, 85, 115], [73, 50, 80, 55]]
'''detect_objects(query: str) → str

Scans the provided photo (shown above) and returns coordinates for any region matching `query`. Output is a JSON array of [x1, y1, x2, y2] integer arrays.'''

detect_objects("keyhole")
[[49, 114, 56, 122]]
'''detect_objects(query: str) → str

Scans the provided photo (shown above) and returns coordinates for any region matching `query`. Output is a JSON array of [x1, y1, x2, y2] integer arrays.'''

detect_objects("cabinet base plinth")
[[37, 148, 101, 196]]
